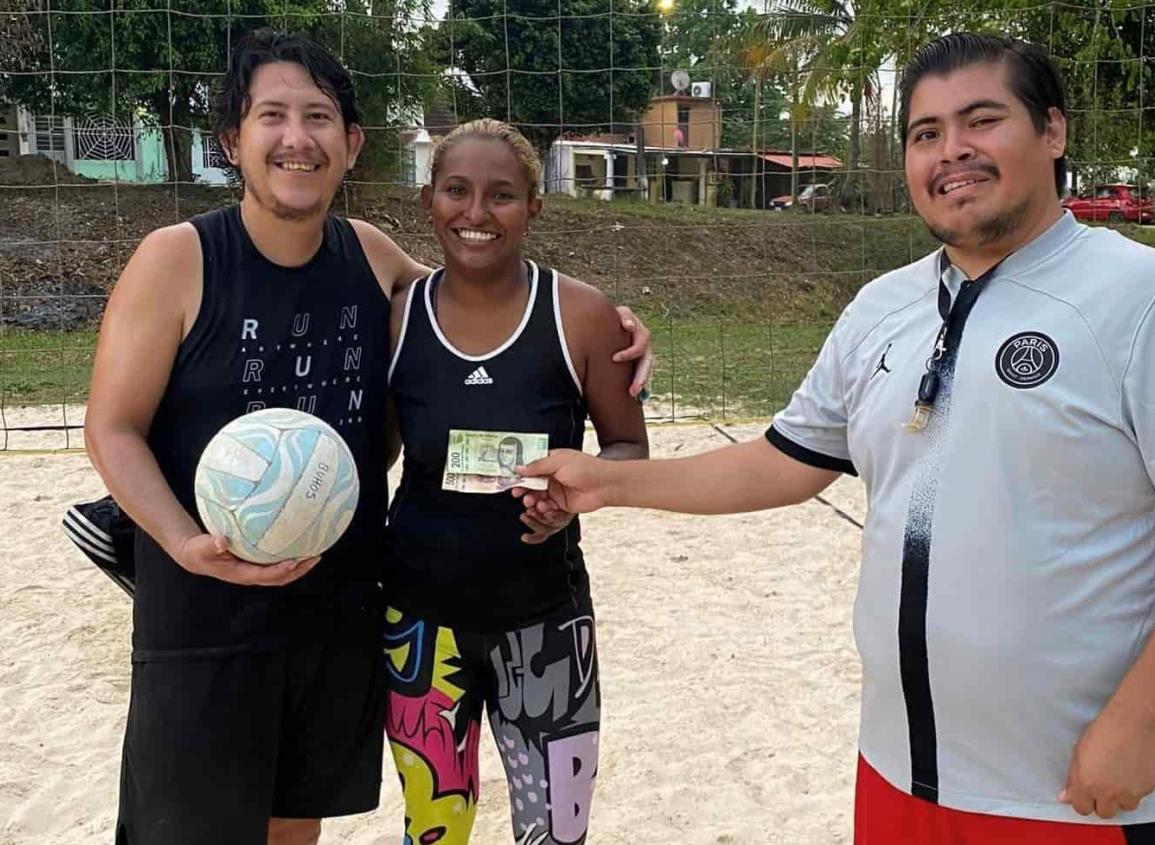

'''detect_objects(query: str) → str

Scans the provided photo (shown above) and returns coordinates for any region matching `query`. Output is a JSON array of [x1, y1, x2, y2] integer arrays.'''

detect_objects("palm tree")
[[735, 32, 811, 205], [745, 0, 887, 210]]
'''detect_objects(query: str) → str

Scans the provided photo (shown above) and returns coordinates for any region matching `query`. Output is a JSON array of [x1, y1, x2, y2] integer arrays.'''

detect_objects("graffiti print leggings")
[[384, 602, 600, 845]]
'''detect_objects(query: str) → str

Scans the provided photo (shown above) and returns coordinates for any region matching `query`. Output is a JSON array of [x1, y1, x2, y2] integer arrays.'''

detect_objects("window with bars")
[[0, 106, 15, 157], [33, 115, 66, 153], [402, 148, 416, 184], [202, 134, 227, 169]]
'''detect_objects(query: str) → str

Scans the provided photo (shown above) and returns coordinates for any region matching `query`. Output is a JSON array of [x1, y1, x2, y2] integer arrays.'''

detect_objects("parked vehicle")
[[769, 182, 836, 212], [1062, 183, 1154, 224]]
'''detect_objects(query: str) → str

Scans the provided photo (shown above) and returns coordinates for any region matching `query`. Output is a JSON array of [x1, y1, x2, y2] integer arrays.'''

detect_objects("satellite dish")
[[671, 69, 690, 92]]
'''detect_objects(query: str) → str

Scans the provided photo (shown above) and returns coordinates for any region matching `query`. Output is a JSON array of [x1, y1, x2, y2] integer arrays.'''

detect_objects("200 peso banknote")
[[443, 429, 549, 494]]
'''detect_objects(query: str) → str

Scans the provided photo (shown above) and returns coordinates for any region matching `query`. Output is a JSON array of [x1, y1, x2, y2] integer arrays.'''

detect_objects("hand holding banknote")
[[512, 449, 610, 515], [442, 430, 550, 494]]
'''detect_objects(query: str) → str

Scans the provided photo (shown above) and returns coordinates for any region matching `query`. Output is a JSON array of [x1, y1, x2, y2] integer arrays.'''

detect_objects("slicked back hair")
[[899, 33, 1067, 196]]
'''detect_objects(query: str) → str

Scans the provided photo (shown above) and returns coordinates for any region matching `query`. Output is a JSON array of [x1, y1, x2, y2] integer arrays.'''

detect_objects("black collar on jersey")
[[903, 251, 1003, 432]]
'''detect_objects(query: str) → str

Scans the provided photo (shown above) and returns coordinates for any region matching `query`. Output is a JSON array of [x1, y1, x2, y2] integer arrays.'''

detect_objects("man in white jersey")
[[520, 33, 1155, 843]]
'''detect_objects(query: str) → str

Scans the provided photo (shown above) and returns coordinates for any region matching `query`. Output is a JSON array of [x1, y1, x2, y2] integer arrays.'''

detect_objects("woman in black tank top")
[[383, 119, 648, 845]]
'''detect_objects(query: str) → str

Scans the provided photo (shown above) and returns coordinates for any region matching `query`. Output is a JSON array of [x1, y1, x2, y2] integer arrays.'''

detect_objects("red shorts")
[[855, 755, 1155, 845]]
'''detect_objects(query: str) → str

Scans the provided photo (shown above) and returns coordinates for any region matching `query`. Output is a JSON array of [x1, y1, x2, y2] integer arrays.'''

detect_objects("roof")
[[422, 101, 460, 135], [561, 132, 632, 145], [648, 94, 715, 104], [760, 152, 842, 169], [557, 138, 840, 160]]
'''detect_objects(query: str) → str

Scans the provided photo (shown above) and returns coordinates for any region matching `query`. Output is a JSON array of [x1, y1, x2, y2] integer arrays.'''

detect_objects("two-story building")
[[546, 92, 724, 204], [545, 91, 841, 209]]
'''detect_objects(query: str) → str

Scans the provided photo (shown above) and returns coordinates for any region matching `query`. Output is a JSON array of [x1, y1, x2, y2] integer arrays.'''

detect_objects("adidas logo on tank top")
[[464, 366, 494, 386]]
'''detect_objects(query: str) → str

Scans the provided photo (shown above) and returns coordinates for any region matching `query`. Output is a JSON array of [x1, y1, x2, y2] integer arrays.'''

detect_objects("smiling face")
[[903, 60, 1065, 250], [222, 61, 363, 222], [421, 136, 541, 274]]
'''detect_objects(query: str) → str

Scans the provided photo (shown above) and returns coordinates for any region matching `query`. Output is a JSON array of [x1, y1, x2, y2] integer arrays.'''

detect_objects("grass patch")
[[0, 324, 831, 422], [646, 321, 831, 420], [1115, 223, 1155, 248], [0, 329, 97, 407], [1, 209, 1151, 421]]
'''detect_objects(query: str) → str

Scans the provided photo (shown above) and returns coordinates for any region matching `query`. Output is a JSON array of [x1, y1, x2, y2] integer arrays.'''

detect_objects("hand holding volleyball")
[[194, 408, 360, 565]]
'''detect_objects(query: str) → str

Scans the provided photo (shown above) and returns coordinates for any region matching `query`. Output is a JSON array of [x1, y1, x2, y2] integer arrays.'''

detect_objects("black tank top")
[[386, 260, 588, 631], [133, 205, 390, 656]]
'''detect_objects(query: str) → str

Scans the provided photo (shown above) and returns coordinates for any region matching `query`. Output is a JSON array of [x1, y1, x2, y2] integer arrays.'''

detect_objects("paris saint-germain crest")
[[995, 331, 1059, 389]]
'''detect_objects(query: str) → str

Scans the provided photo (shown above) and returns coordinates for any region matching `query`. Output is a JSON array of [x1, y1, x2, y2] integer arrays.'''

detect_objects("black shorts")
[[114, 608, 385, 845]]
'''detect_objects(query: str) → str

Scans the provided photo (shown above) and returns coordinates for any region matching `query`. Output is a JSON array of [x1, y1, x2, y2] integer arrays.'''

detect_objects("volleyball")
[[194, 408, 359, 564]]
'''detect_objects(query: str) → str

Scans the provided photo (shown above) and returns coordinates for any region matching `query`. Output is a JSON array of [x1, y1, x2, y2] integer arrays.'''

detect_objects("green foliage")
[[433, 0, 661, 153], [737, 0, 886, 206], [2, 1, 1151, 192], [992, 1, 1154, 192], [0, 1, 437, 184], [743, 100, 847, 155], [731, 0, 1154, 202], [659, 0, 746, 73]]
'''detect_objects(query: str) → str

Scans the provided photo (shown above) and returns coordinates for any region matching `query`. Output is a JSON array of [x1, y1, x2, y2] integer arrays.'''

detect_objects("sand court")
[[0, 421, 865, 844]]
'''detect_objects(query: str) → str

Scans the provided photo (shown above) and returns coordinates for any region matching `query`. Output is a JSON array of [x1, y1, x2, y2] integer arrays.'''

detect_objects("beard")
[[926, 194, 1032, 248], [240, 159, 336, 222], [251, 182, 330, 222]]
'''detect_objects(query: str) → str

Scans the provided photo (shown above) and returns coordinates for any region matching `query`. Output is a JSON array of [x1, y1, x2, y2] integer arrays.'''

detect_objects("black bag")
[[61, 495, 136, 597]]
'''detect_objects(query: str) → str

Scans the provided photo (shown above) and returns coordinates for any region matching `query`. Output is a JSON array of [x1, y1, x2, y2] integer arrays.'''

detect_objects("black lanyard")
[[903, 255, 1001, 432]]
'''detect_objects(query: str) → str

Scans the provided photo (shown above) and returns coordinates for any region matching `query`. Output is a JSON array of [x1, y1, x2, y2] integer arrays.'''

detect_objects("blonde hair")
[[429, 118, 542, 199]]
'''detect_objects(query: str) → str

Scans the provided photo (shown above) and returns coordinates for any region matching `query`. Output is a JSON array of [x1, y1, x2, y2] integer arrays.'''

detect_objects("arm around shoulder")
[[348, 218, 430, 298]]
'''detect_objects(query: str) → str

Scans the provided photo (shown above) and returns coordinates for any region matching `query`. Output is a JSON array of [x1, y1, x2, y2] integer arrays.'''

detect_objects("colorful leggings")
[[384, 602, 600, 845]]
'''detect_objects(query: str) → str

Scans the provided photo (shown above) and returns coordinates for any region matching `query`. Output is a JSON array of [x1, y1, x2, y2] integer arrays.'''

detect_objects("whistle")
[[903, 403, 932, 433], [903, 372, 941, 433]]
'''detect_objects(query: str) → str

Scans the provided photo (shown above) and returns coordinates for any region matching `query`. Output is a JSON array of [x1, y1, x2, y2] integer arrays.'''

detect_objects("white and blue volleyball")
[[194, 408, 359, 564]]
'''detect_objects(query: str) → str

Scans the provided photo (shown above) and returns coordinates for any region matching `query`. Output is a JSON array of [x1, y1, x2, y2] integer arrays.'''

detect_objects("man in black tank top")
[[81, 30, 655, 845], [83, 31, 431, 845]]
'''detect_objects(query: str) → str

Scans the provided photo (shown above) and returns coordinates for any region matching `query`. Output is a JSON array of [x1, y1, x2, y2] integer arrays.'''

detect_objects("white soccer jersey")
[[769, 212, 1155, 823]]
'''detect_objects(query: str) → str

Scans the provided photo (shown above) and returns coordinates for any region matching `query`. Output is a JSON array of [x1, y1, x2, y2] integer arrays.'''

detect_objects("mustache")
[[931, 163, 999, 194]]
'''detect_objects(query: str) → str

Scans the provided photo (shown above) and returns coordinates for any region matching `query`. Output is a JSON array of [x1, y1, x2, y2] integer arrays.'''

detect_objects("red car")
[[768, 183, 836, 212], [1062, 183, 1154, 224]]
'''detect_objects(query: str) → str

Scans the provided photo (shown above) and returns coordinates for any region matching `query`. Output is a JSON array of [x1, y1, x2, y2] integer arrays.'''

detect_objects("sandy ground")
[[0, 421, 867, 845]]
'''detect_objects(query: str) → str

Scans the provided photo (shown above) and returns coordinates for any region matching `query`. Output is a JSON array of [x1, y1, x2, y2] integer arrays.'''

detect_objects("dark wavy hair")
[[212, 29, 360, 180], [899, 33, 1068, 196]]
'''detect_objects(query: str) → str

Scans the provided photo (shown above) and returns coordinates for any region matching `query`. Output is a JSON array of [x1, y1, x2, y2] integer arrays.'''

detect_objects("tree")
[[434, 0, 661, 156], [659, 0, 746, 74], [0, 1, 41, 71], [309, 2, 442, 182], [994, 1, 1155, 194], [746, 0, 891, 209], [0, 1, 435, 184], [657, 2, 793, 151], [869, 1, 1155, 200]]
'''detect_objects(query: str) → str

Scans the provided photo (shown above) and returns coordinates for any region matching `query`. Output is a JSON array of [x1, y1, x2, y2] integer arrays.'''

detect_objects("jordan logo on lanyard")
[[903, 254, 1002, 433]]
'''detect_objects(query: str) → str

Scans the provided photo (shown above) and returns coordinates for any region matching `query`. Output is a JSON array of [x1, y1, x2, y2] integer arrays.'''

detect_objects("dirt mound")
[[0, 179, 942, 327], [0, 155, 94, 186]]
